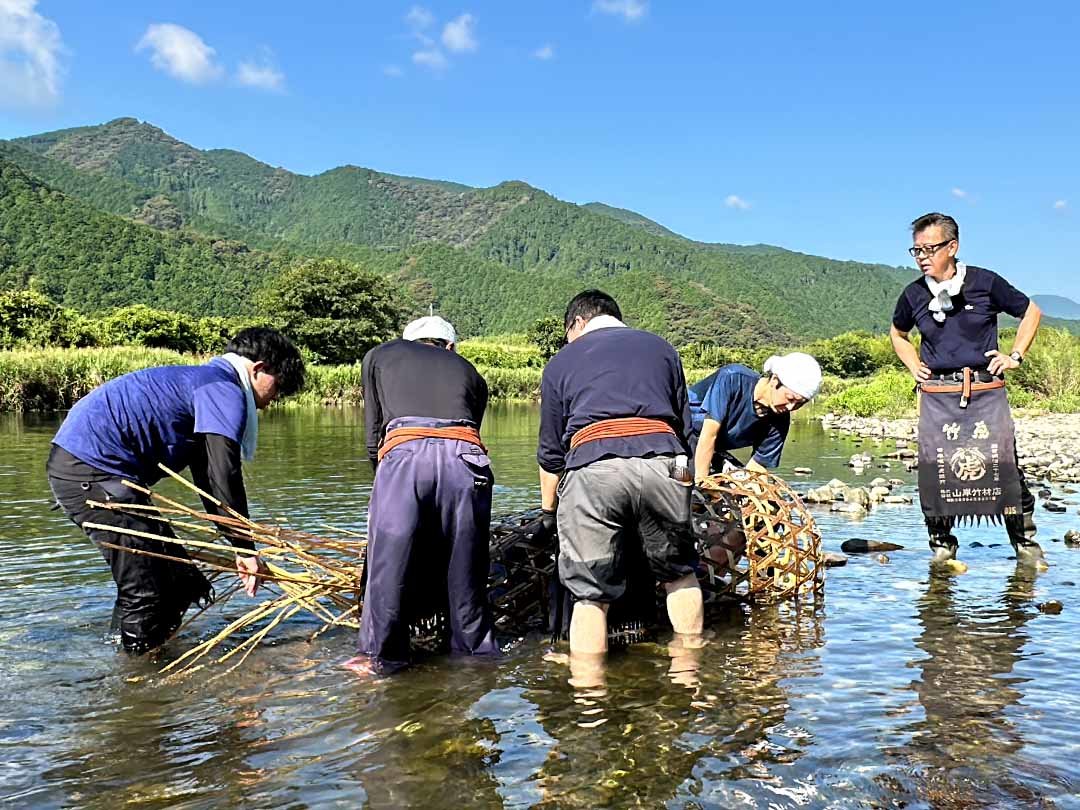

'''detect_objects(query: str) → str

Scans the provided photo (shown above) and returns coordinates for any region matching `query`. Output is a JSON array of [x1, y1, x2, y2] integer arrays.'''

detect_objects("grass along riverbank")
[[0, 343, 720, 411], [3, 327, 1078, 413]]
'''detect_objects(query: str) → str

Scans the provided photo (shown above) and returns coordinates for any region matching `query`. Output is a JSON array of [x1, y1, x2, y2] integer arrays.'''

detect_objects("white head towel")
[[403, 316, 457, 344], [763, 352, 823, 400]]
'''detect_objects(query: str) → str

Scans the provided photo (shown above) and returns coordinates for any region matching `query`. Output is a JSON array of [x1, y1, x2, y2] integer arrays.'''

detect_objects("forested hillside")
[[0, 159, 288, 314], [2, 117, 919, 342]]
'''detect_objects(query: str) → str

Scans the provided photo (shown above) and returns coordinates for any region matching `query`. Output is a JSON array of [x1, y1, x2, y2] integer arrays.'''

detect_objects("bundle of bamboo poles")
[[82, 464, 364, 677], [84, 466, 823, 676]]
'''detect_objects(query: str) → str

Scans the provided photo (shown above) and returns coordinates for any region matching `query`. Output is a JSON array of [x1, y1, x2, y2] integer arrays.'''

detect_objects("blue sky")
[[2, 1, 1078, 297]]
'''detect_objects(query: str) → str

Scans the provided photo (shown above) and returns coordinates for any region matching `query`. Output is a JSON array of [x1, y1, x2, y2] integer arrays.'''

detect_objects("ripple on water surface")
[[2, 408, 1079, 808]]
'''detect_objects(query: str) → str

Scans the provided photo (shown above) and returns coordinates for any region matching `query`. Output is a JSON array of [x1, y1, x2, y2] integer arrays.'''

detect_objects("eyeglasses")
[[908, 239, 954, 259]]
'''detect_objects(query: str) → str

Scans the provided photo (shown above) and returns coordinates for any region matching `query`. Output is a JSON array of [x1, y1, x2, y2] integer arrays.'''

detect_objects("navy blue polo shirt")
[[53, 358, 247, 484], [688, 364, 789, 468], [537, 326, 691, 473], [892, 265, 1029, 371]]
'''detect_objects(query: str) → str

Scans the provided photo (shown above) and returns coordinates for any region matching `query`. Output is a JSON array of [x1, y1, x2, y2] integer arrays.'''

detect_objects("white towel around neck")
[[580, 314, 628, 335], [925, 261, 967, 323], [220, 353, 258, 462]]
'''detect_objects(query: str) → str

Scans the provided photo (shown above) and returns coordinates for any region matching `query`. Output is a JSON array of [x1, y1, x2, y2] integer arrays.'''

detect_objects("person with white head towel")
[[688, 352, 822, 482], [347, 314, 500, 676]]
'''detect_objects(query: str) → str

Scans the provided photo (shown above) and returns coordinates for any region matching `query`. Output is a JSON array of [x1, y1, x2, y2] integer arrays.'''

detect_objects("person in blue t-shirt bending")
[[46, 328, 304, 655], [688, 353, 822, 483]]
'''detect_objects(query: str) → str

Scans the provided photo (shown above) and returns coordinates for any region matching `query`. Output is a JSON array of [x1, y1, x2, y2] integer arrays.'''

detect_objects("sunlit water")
[[2, 405, 1079, 809]]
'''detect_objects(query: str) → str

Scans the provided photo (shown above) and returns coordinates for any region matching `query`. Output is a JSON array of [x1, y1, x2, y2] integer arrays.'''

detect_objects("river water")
[[2, 405, 1079, 809]]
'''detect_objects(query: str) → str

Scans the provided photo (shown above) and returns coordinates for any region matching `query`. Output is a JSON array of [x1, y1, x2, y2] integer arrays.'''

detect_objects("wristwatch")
[[1009, 350, 1024, 364]]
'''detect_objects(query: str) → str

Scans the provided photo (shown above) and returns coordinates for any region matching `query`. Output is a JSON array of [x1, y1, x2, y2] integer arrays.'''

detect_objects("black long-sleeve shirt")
[[362, 339, 489, 466], [538, 326, 691, 473]]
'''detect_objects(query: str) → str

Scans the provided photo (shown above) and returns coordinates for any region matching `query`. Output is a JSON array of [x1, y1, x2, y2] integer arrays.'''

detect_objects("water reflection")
[[895, 567, 1078, 806], [4, 410, 1080, 807], [474, 601, 830, 808]]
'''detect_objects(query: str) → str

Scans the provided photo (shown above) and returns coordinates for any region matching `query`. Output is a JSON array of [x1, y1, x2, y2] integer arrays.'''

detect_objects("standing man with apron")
[[348, 316, 499, 676], [890, 213, 1044, 566]]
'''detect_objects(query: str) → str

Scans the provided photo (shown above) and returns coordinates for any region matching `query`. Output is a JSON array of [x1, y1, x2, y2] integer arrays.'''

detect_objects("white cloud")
[[413, 48, 448, 71], [725, 194, 751, 211], [136, 23, 223, 84], [442, 13, 477, 53], [534, 44, 555, 60], [593, 0, 648, 22], [0, 0, 64, 107], [1053, 199, 1067, 210], [236, 56, 284, 91], [406, 5, 435, 30], [383, 64, 404, 78], [951, 187, 968, 199]]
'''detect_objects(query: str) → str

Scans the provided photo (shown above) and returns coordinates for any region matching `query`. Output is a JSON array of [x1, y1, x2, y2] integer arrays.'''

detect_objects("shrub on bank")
[[1007, 328, 1080, 410], [284, 363, 364, 408], [457, 341, 544, 369], [0, 289, 98, 350], [822, 368, 915, 418], [803, 331, 903, 377], [478, 367, 543, 401], [0, 347, 193, 411]]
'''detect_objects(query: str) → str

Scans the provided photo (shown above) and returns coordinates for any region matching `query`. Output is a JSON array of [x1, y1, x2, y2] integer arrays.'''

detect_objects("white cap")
[[403, 315, 457, 344], [763, 352, 822, 400]]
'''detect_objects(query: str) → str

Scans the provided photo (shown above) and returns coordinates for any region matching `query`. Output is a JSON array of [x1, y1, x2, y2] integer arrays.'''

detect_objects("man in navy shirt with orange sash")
[[47, 328, 305, 654], [891, 213, 1044, 566], [533, 290, 703, 669]]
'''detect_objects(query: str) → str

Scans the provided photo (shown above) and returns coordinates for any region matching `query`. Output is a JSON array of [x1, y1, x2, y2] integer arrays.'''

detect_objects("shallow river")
[[2, 405, 1079, 809]]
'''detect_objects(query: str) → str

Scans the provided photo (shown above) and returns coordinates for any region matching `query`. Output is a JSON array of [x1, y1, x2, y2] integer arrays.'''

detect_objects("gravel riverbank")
[[820, 412, 1080, 483]]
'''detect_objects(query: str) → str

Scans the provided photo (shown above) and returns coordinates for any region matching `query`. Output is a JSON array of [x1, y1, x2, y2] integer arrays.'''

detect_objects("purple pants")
[[358, 417, 499, 671]]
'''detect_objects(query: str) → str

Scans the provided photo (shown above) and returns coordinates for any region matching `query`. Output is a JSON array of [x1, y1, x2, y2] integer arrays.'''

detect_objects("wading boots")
[[1006, 512, 1045, 564]]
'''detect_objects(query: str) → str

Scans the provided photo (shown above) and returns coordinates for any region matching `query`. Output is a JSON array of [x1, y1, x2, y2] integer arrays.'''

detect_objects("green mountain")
[[0, 158, 287, 314], [2, 117, 916, 344], [1033, 294, 1080, 320]]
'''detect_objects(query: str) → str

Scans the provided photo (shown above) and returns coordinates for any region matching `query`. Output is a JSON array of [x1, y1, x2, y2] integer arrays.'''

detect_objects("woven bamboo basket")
[[95, 465, 823, 670], [695, 469, 824, 602]]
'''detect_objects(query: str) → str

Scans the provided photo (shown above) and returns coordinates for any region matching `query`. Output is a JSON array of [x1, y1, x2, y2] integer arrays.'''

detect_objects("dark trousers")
[[358, 418, 499, 671], [926, 445, 1037, 548], [47, 450, 211, 654]]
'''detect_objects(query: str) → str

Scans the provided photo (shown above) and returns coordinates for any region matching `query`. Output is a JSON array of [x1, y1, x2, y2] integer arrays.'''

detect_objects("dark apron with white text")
[[918, 376, 1021, 521]]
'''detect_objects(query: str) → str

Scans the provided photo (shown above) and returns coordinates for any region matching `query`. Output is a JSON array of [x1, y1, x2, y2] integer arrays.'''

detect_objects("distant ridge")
[[1034, 294, 1080, 320], [1, 117, 913, 343]]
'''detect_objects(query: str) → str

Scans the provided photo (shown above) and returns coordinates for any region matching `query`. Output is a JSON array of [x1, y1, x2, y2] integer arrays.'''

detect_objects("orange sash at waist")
[[569, 417, 676, 450], [920, 367, 1004, 409], [377, 426, 486, 463]]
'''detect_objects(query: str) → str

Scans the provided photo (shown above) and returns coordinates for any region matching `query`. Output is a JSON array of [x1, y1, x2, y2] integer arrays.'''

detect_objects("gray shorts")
[[556, 455, 698, 603]]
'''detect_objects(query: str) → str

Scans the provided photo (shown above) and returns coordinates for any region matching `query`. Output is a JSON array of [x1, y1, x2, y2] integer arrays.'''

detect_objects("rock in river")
[[793, 467, 812, 475], [822, 551, 848, 567], [883, 494, 913, 505], [1044, 502, 1067, 513], [1065, 529, 1080, 548], [841, 538, 905, 553], [1037, 600, 1064, 615], [845, 487, 872, 507]]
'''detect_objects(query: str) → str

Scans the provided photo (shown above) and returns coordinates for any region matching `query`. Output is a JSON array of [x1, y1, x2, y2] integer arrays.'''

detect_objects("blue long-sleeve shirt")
[[537, 326, 691, 473]]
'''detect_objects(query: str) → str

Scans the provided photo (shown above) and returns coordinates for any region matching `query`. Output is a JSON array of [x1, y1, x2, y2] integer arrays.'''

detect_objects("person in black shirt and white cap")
[[891, 212, 1044, 567], [347, 315, 499, 676]]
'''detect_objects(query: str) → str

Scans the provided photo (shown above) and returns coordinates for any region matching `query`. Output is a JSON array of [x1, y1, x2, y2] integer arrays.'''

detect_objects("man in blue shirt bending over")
[[689, 353, 822, 482], [46, 328, 304, 654]]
